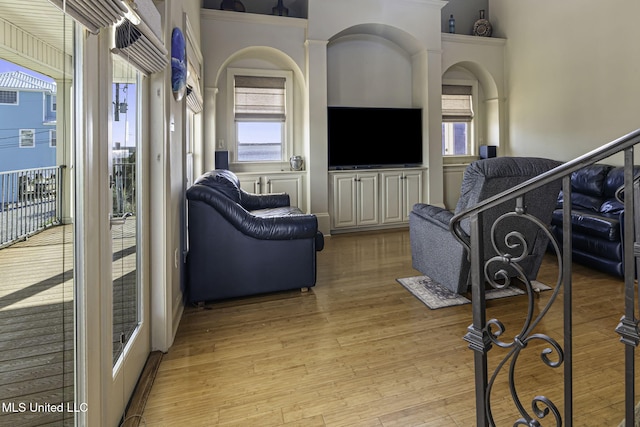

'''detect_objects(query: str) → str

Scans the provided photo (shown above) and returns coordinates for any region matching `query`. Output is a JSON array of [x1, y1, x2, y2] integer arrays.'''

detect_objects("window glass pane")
[[453, 123, 468, 155], [0, 4, 76, 425], [19, 129, 35, 147], [442, 122, 470, 155], [0, 90, 17, 104], [237, 122, 282, 162]]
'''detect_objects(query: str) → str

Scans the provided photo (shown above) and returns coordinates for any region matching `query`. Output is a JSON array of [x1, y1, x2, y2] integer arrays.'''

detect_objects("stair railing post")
[[562, 175, 573, 426], [615, 147, 640, 426], [464, 211, 491, 426]]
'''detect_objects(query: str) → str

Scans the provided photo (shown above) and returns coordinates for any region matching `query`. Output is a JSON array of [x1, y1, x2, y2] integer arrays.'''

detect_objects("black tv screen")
[[328, 106, 423, 169]]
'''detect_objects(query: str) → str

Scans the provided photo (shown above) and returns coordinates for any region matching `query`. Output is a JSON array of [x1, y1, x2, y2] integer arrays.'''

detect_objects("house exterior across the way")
[[0, 70, 57, 173]]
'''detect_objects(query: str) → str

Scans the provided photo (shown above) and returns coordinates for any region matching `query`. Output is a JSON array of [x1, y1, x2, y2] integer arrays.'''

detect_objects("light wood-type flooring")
[[142, 229, 635, 426]]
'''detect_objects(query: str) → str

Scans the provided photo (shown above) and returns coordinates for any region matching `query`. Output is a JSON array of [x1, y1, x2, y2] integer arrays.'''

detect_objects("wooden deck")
[[0, 225, 74, 426], [0, 222, 138, 426]]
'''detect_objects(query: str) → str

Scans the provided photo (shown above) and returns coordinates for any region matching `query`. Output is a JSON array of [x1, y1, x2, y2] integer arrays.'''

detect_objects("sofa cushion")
[[552, 225, 622, 261], [251, 206, 304, 218], [602, 166, 640, 198], [556, 191, 602, 212], [600, 198, 624, 214], [570, 164, 612, 197], [551, 209, 620, 241]]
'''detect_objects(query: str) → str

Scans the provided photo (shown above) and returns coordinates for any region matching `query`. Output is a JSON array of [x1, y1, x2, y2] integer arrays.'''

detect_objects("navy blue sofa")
[[185, 169, 324, 303], [550, 164, 639, 277]]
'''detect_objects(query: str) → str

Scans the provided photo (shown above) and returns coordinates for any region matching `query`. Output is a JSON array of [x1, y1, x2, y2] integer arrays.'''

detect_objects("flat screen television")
[[327, 106, 423, 169]]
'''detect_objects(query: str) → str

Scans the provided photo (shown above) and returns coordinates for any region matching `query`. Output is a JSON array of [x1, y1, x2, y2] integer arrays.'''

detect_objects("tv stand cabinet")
[[329, 168, 424, 233]]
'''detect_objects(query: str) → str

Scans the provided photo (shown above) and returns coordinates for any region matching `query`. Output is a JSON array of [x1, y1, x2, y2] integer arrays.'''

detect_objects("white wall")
[[150, 0, 202, 352], [327, 34, 413, 107], [201, 0, 449, 232], [200, 11, 308, 173], [490, 0, 640, 163]]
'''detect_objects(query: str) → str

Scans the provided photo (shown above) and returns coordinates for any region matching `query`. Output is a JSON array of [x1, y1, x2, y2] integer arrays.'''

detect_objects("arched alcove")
[[327, 23, 425, 109], [443, 60, 501, 151], [211, 46, 308, 173]]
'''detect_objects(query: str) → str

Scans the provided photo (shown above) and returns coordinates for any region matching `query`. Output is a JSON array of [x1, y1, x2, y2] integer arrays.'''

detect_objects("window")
[[51, 94, 57, 112], [0, 90, 18, 105], [230, 70, 292, 163], [50, 129, 57, 147], [442, 85, 474, 156], [19, 129, 35, 148]]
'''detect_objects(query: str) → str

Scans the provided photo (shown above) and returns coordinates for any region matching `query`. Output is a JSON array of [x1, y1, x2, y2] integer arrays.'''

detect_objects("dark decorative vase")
[[220, 0, 245, 12], [473, 10, 492, 37], [272, 0, 288, 16]]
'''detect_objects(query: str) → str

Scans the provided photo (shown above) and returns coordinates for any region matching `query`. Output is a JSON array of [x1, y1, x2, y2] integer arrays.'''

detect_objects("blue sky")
[[0, 58, 54, 82]]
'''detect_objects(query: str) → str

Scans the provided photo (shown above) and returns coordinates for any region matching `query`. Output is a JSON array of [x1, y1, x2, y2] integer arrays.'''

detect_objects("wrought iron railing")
[[450, 128, 640, 426], [0, 166, 63, 247]]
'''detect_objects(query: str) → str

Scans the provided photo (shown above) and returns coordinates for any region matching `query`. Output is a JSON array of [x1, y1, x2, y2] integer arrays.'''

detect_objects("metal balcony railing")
[[0, 166, 63, 248], [0, 161, 135, 248], [450, 128, 640, 426]]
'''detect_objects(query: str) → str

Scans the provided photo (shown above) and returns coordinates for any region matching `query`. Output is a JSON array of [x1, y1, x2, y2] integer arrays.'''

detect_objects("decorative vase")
[[473, 10, 492, 37], [289, 155, 303, 171], [220, 0, 245, 12], [272, 0, 288, 17]]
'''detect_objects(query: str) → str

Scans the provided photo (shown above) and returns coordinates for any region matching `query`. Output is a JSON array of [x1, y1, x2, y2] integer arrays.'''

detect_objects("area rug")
[[396, 275, 551, 310]]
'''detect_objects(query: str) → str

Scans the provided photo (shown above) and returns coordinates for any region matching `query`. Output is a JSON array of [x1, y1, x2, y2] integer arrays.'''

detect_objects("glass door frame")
[[74, 25, 150, 427]]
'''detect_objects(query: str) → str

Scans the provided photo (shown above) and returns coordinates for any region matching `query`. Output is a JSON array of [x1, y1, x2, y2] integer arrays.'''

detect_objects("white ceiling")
[[0, 0, 74, 79]]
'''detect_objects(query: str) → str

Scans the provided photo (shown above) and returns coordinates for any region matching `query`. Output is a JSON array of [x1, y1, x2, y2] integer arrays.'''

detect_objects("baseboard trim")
[[122, 351, 163, 427]]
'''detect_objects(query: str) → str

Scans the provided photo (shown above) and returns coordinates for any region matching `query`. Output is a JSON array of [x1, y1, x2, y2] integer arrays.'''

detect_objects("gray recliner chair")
[[410, 157, 561, 294]]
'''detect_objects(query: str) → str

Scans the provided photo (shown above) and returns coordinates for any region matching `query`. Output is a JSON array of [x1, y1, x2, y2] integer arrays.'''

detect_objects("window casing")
[[442, 85, 474, 156], [19, 129, 35, 148], [0, 90, 18, 105], [228, 68, 293, 164]]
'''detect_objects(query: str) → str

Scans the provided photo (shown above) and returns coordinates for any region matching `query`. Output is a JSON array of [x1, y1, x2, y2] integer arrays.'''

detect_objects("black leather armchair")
[[185, 169, 324, 303]]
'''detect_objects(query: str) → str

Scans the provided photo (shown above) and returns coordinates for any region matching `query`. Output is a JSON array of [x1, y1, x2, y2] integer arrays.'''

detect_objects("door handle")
[[110, 212, 133, 229]]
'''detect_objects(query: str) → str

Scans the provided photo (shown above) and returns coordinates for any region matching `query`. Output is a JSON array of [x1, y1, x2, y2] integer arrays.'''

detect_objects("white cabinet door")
[[403, 170, 423, 221], [238, 175, 260, 194], [266, 174, 302, 208], [237, 173, 303, 208], [332, 173, 358, 228], [357, 172, 379, 226], [380, 171, 403, 224]]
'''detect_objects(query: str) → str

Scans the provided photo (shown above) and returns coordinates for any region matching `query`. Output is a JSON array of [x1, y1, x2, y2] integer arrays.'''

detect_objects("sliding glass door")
[[0, 1, 77, 425], [108, 51, 150, 425]]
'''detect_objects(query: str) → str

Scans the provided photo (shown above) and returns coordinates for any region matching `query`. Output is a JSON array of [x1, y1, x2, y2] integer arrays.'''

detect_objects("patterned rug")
[[396, 275, 551, 310]]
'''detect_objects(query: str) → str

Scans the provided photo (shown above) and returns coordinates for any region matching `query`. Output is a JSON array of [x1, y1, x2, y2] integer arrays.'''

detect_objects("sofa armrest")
[[411, 203, 454, 230], [187, 184, 317, 240], [240, 189, 291, 211]]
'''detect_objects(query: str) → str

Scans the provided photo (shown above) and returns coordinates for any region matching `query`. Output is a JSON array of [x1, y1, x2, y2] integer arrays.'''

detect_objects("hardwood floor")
[[142, 229, 633, 426]]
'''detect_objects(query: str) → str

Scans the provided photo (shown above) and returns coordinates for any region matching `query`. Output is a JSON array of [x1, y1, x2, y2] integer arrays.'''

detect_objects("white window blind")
[[48, 0, 128, 34], [442, 85, 473, 122], [49, 0, 168, 74], [234, 76, 286, 121], [186, 61, 203, 114], [113, 19, 168, 75]]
